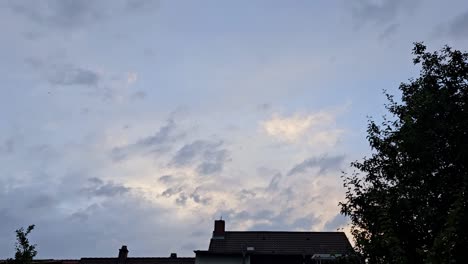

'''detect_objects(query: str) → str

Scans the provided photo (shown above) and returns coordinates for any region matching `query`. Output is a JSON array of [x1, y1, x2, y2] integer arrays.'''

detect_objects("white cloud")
[[260, 111, 344, 147]]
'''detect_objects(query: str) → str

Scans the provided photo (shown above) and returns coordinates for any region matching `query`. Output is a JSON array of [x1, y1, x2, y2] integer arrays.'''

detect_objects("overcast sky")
[[1, 0, 467, 259]]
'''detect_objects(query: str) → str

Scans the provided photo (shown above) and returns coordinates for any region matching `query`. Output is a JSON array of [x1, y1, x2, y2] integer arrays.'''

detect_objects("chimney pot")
[[118, 245, 128, 264], [213, 219, 225, 238]]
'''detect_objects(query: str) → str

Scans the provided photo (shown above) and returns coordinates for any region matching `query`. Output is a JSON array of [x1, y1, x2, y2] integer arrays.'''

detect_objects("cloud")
[[267, 173, 282, 191], [161, 186, 183, 198], [7, 0, 105, 29], [189, 188, 211, 205], [111, 119, 182, 161], [170, 140, 229, 175], [378, 23, 399, 40], [445, 10, 468, 39], [6, 0, 159, 31], [158, 175, 174, 184], [219, 208, 320, 231], [48, 65, 100, 86], [324, 214, 349, 231], [26, 58, 100, 87], [82, 178, 130, 197], [261, 112, 333, 142], [287, 155, 345, 176], [261, 111, 344, 147], [348, 0, 416, 26], [1, 138, 15, 154]]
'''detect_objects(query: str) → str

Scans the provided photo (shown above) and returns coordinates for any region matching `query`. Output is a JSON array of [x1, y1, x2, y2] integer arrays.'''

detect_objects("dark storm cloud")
[[171, 140, 229, 175], [111, 119, 183, 161], [287, 155, 345, 176]]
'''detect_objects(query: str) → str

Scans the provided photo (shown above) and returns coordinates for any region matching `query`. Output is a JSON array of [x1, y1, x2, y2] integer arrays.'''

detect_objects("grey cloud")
[[7, 0, 158, 31], [0, 171, 201, 258], [88, 177, 104, 185], [215, 207, 319, 231], [349, 0, 416, 26], [190, 230, 205, 237], [171, 140, 220, 166], [158, 175, 174, 184], [324, 214, 349, 231], [196, 160, 223, 175], [257, 103, 271, 111], [131, 91, 147, 100], [175, 193, 188, 206], [237, 189, 256, 200], [171, 140, 229, 175], [26, 194, 57, 209], [292, 215, 319, 229], [267, 173, 282, 191], [26, 58, 100, 87], [1, 138, 15, 154], [161, 186, 183, 198], [7, 0, 104, 29], [287, 155, 345, 176], [181, 243, 196, 251], [190, 189, 211, 205], [379, 23, 399, 40], [48, 65, 100, 86], [125, 0, 160, 13], [82, 178, 130, 197], [446, 10, 468, 39], [112, 119, 182, 161]]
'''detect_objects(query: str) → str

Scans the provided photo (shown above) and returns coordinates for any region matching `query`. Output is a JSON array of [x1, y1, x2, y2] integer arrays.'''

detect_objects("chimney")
[[170, 253, 177, 258], [212, 219, 225, 239], [118, 245, 128, 264]]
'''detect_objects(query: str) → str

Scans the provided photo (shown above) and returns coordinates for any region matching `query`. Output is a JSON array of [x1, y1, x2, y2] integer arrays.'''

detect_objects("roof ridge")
[[225, 231, 346, 233], [81, 257, 195, 259]]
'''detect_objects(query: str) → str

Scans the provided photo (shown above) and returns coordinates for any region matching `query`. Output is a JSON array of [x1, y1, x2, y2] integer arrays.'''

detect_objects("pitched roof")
[[203, 231, 353, 255], [80, 258, 194, 264]]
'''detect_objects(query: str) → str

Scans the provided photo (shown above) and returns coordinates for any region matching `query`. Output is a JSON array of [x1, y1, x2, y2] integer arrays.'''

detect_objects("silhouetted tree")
[[8, 225, 37, 264], [340, 43, 468, 263]]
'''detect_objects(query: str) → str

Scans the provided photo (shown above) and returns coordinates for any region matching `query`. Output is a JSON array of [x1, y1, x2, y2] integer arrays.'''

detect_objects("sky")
[[1, 0, 468, 259]]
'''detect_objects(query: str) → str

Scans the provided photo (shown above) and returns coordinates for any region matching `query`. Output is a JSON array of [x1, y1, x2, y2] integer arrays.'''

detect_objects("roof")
[[201, 231, 353, 255], [80, 258, 194, 264], [0, 260, 79, 264]]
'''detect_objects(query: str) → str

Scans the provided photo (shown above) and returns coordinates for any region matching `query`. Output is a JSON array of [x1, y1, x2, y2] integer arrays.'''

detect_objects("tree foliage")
[[10, 225, 37, 264], [340, 43, 468, 263]]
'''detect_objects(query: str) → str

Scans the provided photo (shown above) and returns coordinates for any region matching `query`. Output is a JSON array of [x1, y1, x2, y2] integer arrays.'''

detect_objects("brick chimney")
[[212, 219, 225, 239], [118, 245, 128, 264]]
